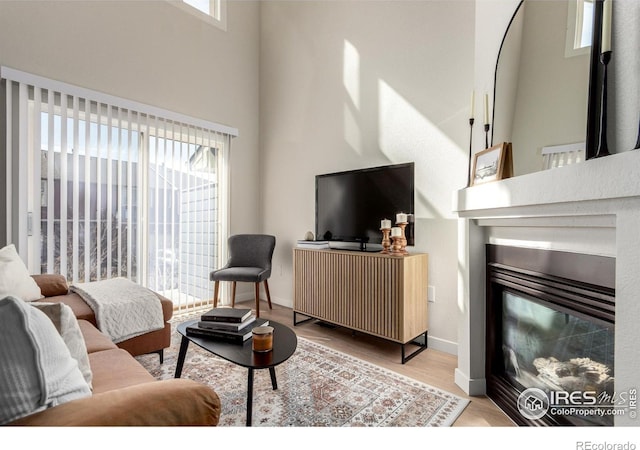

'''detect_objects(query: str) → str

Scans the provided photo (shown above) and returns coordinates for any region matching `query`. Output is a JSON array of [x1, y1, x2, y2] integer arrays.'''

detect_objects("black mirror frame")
[[491, 0, 605, 160]]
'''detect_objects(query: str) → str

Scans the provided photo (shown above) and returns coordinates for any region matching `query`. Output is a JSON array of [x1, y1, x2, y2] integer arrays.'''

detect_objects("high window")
[[172, 0, 227, 31]]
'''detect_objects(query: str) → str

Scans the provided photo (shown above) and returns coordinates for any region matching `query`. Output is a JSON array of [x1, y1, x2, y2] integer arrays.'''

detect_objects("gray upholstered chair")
[[210, 234, 276, 318]]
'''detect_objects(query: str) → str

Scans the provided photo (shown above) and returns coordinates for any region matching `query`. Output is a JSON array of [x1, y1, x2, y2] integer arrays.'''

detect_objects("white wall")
[[0, 0, 261, 237], [259, 0, 475, 352]]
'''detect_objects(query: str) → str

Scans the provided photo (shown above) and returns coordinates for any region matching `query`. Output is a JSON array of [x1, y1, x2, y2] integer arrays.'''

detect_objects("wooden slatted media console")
[[293, 248, 428, 363]]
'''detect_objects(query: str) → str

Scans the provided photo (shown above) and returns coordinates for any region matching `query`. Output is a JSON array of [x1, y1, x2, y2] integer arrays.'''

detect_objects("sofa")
[[2, 274, 221, 426], [31, 274, 174, 362]]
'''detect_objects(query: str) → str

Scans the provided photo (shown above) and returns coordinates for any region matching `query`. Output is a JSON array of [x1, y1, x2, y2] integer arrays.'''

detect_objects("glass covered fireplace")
[[486, 245, 615, 426]]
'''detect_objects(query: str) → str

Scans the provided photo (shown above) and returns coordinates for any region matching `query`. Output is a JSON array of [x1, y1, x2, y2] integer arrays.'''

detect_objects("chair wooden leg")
[[254, 282, 261, 318], [231, 281, 237, 307], [213, 281, 220, 307], [264, 280, 273, 310]]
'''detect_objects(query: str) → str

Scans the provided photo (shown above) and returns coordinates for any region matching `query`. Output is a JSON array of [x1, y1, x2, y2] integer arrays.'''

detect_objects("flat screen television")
[[315, 162, 414, 250]]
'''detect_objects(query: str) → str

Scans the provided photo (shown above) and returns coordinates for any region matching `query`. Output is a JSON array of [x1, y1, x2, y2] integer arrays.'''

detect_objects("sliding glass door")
[[2, 68, 235, 314]]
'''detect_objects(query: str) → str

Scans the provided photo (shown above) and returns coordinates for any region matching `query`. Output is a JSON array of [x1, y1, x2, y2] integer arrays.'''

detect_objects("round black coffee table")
[[174, 319, 297, 426]]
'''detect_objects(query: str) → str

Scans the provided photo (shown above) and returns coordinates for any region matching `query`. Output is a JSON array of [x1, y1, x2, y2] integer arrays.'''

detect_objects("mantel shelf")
[[454, 150, 640, 220]]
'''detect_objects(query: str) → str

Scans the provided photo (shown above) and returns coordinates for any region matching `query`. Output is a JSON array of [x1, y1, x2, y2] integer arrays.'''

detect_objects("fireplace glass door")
[[501, 290, 615, 425]]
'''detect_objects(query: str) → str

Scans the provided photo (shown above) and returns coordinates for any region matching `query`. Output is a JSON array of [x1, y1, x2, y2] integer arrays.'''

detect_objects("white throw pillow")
[[0, 244, 42, 301], [0, 296, 91, 425], [32, 302, 93, 389]]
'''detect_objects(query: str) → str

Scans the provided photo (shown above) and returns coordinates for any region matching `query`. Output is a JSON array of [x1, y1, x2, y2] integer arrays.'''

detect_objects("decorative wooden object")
[[380, 227, 391, 254], [397, 222, 409, 254], [391, 235, 403, 255], [293, 248, 428, 363]]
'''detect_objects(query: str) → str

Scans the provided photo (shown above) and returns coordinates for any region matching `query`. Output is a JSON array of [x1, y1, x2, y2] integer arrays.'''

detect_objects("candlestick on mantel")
[[470, 91, 475, 119], [601, 0, 612, 53], [484, 123, 490, 149], [468, 90, 476, 187], [596, 50, 612, 158], [596, 0, 613, 158], [483, 93, 491, 149], [483, 93, 489, 125], [467, 116, 475, 187]]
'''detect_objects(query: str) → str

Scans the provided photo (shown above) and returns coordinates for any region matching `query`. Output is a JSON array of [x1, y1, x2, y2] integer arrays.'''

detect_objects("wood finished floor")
[[219, 300, 515, 427]]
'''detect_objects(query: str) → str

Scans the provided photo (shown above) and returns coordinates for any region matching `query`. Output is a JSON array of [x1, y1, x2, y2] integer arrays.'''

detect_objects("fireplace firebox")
[[486, 244, 615, 426]]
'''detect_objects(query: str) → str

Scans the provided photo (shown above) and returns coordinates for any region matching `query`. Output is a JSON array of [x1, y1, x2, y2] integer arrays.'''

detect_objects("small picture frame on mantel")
[[471, 142, 513, 186]]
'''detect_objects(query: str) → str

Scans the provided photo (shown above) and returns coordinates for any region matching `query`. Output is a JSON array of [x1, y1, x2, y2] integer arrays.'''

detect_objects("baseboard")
[[270, 295, 293, 308], [426, 335, 458, 356], [454, 368, 487, 396], [232, 292, 292, 308]]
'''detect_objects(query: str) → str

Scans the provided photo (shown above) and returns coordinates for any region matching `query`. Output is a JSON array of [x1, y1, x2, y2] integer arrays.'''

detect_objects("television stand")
[[293, 248, 428, 364]]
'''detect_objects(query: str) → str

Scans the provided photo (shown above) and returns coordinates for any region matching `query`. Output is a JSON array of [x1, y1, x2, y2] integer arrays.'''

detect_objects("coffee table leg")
[[246, 368, 254, 426], [269, 367, 277, 390], [174, 336, 190, 378]]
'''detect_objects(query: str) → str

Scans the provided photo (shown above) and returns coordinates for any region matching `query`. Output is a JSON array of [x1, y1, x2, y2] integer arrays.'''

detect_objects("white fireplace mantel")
[[453, 150, 640, 426], [455, 150, 640, 220]]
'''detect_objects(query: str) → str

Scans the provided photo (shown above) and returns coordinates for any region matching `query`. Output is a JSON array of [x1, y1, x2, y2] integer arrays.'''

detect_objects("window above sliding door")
[[170, 0, 227, 31]]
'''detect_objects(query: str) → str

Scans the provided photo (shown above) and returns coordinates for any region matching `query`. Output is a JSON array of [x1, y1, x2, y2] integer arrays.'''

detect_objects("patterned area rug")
[[136, 323, 469, 427]]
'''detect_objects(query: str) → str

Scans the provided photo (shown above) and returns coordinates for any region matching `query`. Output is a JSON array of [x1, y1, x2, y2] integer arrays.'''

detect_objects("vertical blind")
[[1, 67, 236, 314]]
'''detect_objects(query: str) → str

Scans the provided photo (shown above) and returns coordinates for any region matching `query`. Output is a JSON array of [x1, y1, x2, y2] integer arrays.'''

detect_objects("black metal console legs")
[[293, 311, 315, 326], [294, 311, 428, 364], [401, 332, 428, 364]]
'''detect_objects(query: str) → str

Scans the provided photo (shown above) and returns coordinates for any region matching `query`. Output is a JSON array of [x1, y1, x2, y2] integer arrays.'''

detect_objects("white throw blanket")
[[70, 278, 164, 344]]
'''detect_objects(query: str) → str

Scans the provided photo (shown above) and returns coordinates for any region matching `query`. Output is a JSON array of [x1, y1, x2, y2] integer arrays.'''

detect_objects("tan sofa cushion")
[[39, 292, 97, 325], [78, 320, 117, 354], [8, 379, 221, 426], [88, 348, 154, 394]]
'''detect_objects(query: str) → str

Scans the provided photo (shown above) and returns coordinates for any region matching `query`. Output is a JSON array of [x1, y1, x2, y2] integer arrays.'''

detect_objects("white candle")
[[396, 213, 407, 223], [484, 93, 489, 125], [391, 227, 401, 237], [381, 219, 391, 229], [470, 90, 475, 119], [601, 0, 612, 53]]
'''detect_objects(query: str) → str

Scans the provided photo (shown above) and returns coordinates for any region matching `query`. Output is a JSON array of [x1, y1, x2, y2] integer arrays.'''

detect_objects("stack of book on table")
[[186, 307, 269, 344], [296, 240, 329, 249]]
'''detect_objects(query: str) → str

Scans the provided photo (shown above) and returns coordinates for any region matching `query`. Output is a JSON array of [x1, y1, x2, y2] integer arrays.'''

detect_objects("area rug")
[[136, 325, 469, 427]]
